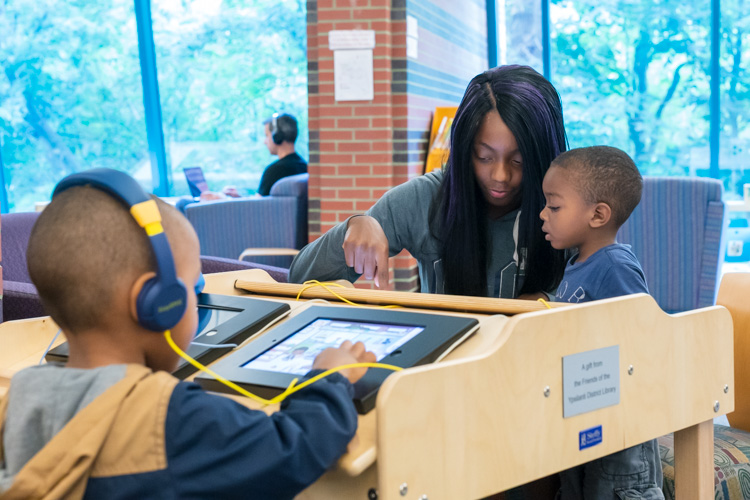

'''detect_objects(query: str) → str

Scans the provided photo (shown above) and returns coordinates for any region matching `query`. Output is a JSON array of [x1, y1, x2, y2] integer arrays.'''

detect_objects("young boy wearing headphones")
[[0, 169, 374, 499]]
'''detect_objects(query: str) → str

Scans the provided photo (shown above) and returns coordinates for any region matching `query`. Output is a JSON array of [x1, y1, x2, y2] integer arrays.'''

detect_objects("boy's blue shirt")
[[555, 243, 648, 303], [85, 375, 357, 499]]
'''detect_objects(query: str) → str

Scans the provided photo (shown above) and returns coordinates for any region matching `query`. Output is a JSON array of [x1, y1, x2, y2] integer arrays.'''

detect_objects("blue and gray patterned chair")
[[185, 173, 308, 269], [0, 212, 289, 322], [617, 176, 726, 314]]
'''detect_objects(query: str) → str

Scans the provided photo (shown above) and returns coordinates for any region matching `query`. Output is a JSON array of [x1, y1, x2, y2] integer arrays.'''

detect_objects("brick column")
[[306, 0, 488, 292], [307, 0, 416, 291]]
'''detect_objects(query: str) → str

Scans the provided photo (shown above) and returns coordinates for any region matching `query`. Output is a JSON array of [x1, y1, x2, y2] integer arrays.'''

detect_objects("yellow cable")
[[165, 330, 402, 406], [298, 280, 400, 309], [537, 297, 553, 309]]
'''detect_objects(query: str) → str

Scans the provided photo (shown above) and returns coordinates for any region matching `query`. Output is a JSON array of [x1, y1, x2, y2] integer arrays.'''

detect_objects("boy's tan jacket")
[[0, 365, 178, 500]]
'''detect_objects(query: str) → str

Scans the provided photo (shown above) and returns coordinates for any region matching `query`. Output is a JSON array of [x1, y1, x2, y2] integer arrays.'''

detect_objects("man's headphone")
[[52, 168, 188, 332], [270, 112, 285, 145]]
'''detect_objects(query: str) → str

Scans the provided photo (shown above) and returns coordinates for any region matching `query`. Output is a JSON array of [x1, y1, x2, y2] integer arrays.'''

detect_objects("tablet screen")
[[241, 318, 425, 375]]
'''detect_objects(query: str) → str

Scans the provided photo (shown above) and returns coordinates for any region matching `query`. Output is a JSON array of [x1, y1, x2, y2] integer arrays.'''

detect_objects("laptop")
[[183, 167, 210, 198]]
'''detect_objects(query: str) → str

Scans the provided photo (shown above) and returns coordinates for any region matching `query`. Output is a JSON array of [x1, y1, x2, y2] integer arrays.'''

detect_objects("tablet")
[[45, 294, 291, 379], [195, 306, 479, 413]]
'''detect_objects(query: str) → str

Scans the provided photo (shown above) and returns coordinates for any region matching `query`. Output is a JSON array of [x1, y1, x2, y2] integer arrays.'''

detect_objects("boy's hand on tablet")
[[342, 215, 390, 288], [312, 340, 376, 384]]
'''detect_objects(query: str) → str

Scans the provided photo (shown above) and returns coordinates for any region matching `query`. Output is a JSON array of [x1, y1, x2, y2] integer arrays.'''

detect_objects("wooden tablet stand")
[[0, 270, 733, 500], [226, 271, 731, 500]]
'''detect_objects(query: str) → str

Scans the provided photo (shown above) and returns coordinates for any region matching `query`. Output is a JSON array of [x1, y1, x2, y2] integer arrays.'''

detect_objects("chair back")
[[269, 173, 309, 252], [1, 211, 41, 283], [186, 173, 308, 268], [617, 176, 726, 313]]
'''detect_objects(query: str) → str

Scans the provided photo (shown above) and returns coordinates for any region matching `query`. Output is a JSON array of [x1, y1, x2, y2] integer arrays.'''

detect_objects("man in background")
[[224, 112, 307, 198], [178, 113, 307, 212]]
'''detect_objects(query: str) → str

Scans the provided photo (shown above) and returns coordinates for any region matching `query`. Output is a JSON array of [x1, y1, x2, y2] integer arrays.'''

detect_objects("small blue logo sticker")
[[579, 425, 603, 450]]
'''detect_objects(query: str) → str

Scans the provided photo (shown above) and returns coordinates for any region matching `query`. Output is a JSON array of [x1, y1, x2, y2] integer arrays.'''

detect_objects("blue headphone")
[[52, 168, 189, 332]]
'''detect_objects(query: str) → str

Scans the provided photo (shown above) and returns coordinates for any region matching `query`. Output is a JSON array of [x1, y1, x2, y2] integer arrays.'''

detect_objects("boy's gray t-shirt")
[[289, 169, 524, 298], [0, 364, 127, 492]]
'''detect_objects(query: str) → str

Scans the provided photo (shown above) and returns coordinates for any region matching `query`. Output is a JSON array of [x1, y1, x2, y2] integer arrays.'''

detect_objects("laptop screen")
[[183, 167, 209, 197]]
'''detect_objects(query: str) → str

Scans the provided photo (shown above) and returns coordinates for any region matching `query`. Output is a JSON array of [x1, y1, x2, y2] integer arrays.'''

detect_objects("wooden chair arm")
[[238, 248, 300, 261]]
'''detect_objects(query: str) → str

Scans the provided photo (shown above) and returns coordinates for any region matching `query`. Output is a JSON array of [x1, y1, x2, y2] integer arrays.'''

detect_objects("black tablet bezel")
[[45, 293, 290, 379], [195, 306, 478, 413]]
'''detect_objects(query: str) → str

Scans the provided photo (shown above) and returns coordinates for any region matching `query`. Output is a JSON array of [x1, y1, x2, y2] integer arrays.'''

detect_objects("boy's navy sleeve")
[[595, 262, 649, 300], [163, 372, 357, 500]]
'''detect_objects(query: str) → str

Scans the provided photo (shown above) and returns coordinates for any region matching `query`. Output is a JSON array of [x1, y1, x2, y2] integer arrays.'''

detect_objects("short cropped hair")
[[551, 146, 642, 227], [263, 113, 298, 144], [27, 186, 190, 333]]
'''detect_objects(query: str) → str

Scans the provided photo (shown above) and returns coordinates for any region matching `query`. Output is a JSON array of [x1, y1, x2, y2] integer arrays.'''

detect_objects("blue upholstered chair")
[[185, 174, 308, 268], [617, 176, 726, 314], [184, 173, 308, 269], [1, 211, 46, 321], [0, 212, 289, 322]]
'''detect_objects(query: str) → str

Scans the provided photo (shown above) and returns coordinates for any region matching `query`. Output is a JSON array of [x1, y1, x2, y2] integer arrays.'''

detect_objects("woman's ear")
[[590, 202, 612, 228], [129, 272, 158, 323]]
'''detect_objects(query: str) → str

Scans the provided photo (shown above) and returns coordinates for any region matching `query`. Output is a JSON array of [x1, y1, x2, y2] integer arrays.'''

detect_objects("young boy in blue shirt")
[[0, 169, 375, 500], [540, 146, 663, 499]]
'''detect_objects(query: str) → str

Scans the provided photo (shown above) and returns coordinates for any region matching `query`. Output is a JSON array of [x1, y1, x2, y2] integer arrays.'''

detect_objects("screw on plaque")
[[399, 483, 408, 496]]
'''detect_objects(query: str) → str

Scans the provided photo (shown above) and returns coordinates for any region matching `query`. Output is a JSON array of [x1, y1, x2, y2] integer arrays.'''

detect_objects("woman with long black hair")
[[290, 65, 568, 299]]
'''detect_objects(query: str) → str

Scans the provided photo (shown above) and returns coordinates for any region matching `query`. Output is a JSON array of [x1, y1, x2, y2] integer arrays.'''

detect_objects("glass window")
[[720, 0, 750, 200], [0, 1, 148, 212], [499, 0, 544, 73], [550, 1, 711, 178], [151, 0, 308, 198]]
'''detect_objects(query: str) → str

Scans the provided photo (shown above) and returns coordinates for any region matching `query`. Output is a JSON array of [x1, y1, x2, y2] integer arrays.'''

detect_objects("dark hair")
[[551, 146, 643, 227], [431, 65, 568, 296], [264, 113, 299, 143]]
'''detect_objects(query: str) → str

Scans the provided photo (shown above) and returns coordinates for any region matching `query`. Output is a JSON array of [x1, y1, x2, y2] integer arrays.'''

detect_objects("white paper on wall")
[[333, 49, 374, 102]]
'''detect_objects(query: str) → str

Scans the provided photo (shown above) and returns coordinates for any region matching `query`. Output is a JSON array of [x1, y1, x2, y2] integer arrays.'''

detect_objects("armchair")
[[1, 212, 46, 321], [185, 173, 308, 269], [617, 176, 726, 313], [0, 212, 289, 322]]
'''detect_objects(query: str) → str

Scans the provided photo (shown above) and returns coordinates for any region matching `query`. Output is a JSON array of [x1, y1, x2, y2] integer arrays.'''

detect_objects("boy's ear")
[[129, 272, 158, 324], [589, 202, 612, 228]]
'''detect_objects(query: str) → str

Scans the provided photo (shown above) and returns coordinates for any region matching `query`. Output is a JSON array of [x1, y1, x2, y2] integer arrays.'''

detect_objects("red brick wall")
[[306, 0, 488, 291]]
